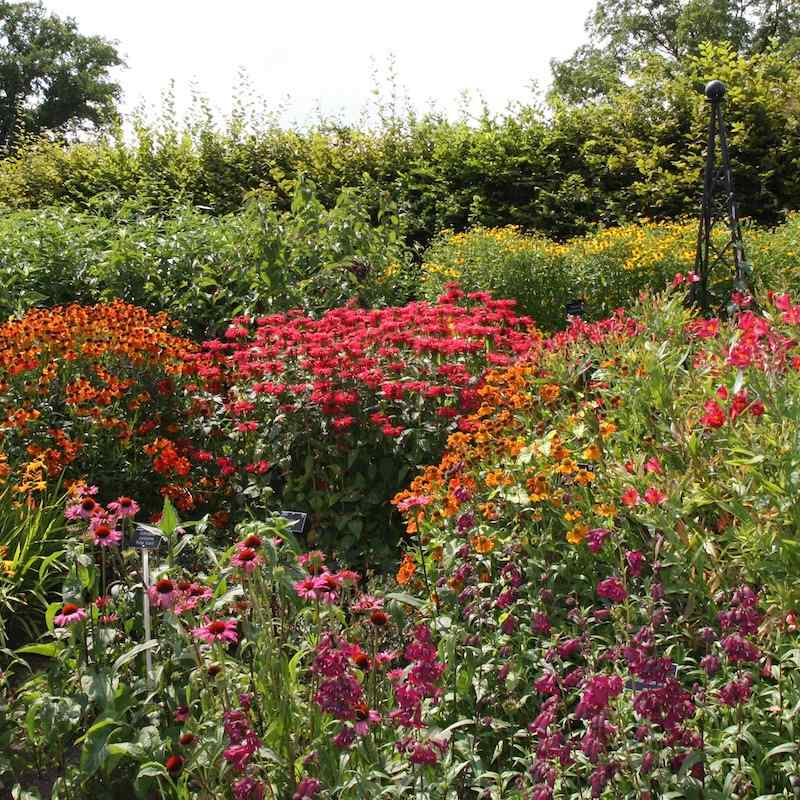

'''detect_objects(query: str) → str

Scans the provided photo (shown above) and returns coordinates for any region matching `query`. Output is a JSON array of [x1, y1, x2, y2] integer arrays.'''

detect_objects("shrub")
[[0, 177, 412, 337], [1, 43, 799, 245]]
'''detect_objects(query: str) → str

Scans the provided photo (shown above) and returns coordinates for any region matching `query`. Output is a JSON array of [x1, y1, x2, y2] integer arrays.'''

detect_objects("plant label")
[[279, 510, 308, 533], [130, 525, 165, 550]]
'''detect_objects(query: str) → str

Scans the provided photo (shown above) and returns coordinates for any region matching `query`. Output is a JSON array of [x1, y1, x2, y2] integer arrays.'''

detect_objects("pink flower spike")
[[54, 602, 87, 627], [643, 487, 666, 506], [621, 487, 640, 507], [644, 457, 663, 475], [192, 618, 239, 645], [597, 576, 628, 604]]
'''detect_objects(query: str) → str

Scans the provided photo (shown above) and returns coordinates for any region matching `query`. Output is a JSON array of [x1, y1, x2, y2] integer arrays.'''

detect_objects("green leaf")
[[159, 497, 179, 537], [75, 717, 117, 745], [45, 601, 61, 632], [764, 741, 797, 760], [112, 640, 158, 672], [16, 642, 61, 658], [136, 761, 170, 780], [386, 591, 425, 609], [105, 742, 146, 760]]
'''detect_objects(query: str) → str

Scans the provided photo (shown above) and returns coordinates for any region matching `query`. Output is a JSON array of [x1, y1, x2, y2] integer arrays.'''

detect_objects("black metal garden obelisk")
[[689, 79, 754, 314]]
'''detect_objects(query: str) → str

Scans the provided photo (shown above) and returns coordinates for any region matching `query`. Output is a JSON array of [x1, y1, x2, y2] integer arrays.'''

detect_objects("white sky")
[[44, 1, 596, 127]]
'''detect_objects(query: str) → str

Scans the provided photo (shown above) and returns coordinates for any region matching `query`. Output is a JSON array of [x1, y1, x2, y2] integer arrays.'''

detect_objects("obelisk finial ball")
[[705, 80, 726, 102]]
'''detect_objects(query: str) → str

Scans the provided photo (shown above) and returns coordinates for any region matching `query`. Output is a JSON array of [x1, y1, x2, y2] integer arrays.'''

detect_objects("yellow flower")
[[555, 458, 577, 475], [567, 524, 589, 545], [471, 535, 496, 554], [575, 469, 595, 486], [582, 443, 602, 461], [599, 421, 617, 439], [595, 503, 618, 518]]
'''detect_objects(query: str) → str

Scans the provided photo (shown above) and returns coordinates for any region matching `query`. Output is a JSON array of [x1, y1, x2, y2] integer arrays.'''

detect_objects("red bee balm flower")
[[643, 487, 666, 506], [621, 487, 640, 507], [165, 754, 183, 775], [700, 399, 726, 428]]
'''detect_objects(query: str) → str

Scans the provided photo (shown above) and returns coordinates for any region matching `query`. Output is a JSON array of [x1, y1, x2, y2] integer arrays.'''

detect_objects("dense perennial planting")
[[391, 289, 800, 798], [3, 287, 800, 799], [0, 301, 198, 509], [184, 287, 541, 561]]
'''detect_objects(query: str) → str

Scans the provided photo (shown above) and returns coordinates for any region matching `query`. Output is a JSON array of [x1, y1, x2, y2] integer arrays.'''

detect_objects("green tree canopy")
[[551, 0, 800, 101], [0, 1, 123, 149]]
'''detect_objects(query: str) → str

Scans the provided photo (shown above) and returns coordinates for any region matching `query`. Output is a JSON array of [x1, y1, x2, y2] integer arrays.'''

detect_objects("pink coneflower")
[[192, 618, 239, 645], [316, 572, 341, 604], [108, 496, 140, 519], [149, 578, 177, 609], [89, 522, 122, 548], [54, 602, 87, 626], [77, 495, 101, 519], [298, 550, 326, 574], [174, 582, 212, 615], [237, 533, 262, 550], [293, 576, 324, 601], [370, 609, 389, 627], [351, 594, 383, 613], [337, 569, 360, 587], [231, 547, 263, 574]]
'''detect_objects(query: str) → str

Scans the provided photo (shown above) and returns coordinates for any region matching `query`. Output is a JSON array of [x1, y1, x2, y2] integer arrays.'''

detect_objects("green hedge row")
[[0, 43, 798, 246]]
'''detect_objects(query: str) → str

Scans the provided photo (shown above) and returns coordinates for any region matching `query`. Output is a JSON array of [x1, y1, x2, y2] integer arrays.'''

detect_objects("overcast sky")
[[44, 1, 596, 127]]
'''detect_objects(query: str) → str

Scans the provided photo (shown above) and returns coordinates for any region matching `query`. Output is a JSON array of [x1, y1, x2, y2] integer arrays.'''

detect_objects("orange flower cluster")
[[0, 301, 198, 505], [392, 364, 539, 535]]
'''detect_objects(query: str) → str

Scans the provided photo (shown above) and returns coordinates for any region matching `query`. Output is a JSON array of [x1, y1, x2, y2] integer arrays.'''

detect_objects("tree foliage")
[[551, 0, 800, 101], [0, 1, 123, 149]]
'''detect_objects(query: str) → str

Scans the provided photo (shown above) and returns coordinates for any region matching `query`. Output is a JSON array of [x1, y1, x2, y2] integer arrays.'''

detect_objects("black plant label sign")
[[279, 510, 308, 534], [130, 524, 165, 550]]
